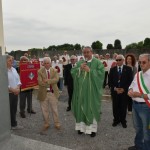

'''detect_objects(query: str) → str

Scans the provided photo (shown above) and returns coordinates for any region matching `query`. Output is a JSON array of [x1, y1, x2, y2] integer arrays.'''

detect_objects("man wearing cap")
[[37, 57, 61, 134], [64, 55, 77, 111], [71, 46, 104, 137]]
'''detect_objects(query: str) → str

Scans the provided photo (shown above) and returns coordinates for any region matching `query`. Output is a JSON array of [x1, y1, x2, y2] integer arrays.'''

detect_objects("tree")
[[137, 41, 143, 49], [91, 41, 103, 49], [114, 39, 122, 49], [125, 43, 138, 50], [143, 37, 150, 48], [74, 43, 81, 50], [107, 44, 113, 49]]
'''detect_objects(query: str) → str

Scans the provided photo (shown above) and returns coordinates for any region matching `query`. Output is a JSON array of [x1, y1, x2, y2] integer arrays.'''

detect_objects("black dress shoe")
[[90, 132, 96, 137], [20, 112, 26, 118], [28, 110, 36, 114], [121, 123, 127, 128], [112, 122, 118, 127], [66, 107, 71, 111], [78, 130, 83, 134], [128, 146, 138, 150]]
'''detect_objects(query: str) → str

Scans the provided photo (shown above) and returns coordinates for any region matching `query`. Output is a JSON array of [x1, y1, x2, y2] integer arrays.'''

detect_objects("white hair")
[[20, 56, 29, 61], [116, 54, 125, 60], [70, 55, 77, 59], [43, 57, 51, 63], [139, 53, 150, 61]]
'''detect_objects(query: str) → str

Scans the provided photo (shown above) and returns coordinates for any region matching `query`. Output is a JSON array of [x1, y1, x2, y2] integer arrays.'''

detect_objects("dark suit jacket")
[[64, 64, 73, 89], [108, 65, 133, 94]]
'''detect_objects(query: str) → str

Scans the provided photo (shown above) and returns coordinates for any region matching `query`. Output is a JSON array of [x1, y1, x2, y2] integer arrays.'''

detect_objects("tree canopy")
[[125, 37, 150, 50], [114, 39, 122, 49], [107, 44, 113, 49], [91, 41, 103, 50]]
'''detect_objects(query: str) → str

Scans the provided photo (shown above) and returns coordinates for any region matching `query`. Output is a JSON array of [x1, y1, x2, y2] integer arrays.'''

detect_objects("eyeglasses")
[[116, 59, 122, 61], [139, 61, 147, 65]]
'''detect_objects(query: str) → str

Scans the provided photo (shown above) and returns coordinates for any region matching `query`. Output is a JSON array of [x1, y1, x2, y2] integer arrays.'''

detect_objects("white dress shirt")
[[129, 69, 150, 102], [117, 65, 123, 72], [45, 68, 51, 91], [8, 67, 21, 89]]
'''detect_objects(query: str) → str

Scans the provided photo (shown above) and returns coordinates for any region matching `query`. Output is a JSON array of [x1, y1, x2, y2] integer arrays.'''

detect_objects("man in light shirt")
[[128, 54, 150, 150], [7, 55, 22, 130]]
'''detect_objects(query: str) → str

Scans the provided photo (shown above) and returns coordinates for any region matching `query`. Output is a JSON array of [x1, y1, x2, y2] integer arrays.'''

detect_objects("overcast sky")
[[2, 0, 150, 52]]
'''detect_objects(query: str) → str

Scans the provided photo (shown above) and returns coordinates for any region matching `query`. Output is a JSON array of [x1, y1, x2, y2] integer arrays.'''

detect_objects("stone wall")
[[10, 49, 150, 60]]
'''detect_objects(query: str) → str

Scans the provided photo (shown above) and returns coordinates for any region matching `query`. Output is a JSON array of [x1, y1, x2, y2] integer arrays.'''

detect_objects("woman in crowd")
[[125, 53, 137, 114]]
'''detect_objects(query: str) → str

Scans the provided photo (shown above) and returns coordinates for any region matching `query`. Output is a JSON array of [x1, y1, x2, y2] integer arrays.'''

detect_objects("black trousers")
[[67, 86, 73, 109], [103, 71, 108, 88], [20, 90, 32, 113], [112, 92, 127, 124], [127, 95, 132, 112], [9, 93, 18, 127]]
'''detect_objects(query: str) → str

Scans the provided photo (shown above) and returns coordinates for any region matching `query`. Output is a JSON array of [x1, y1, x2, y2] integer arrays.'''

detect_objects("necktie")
[[47, 70, 53, 93], [118, 67, 122, 87], [118, 67, 122, 75]]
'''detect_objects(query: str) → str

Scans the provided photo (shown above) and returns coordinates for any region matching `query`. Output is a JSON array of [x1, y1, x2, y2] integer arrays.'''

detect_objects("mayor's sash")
[[20, 61, 40, 91], [137, 71, 150, 107]]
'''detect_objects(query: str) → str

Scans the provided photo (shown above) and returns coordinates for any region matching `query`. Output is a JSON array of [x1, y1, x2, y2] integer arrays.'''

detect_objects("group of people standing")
[[7, 48, 150, 150]]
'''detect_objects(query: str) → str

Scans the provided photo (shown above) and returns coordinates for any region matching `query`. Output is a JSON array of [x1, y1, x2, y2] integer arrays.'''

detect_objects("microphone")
[[85, 58, 88, 63]]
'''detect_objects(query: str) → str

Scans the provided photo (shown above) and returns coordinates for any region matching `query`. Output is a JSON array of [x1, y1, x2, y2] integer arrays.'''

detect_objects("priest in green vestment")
[[71, 46, 105, 137]]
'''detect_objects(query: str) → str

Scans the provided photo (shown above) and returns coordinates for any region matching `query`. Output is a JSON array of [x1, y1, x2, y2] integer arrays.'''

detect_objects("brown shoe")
[[41, 124, 50, 132], [55, 124, 61, 130]]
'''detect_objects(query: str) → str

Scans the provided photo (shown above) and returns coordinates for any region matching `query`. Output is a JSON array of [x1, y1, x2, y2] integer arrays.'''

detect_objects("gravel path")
[[12, 87, 135, 150]]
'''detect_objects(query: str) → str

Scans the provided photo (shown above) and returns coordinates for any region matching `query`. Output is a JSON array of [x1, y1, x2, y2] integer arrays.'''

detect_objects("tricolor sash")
[[137, 71, 150, 107]]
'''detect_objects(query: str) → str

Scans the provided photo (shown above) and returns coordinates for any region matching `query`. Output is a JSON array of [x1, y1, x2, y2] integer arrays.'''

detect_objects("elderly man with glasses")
[[109, 54, 133, 128]]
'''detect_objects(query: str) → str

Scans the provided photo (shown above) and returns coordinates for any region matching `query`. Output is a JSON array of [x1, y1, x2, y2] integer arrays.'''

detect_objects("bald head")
[[116, 54, 125, 66]]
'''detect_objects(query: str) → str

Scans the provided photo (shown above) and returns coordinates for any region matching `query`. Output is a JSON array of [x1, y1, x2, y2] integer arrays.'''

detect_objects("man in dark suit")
[[109, 54, 133, 128], [64, 55, 77, 111]]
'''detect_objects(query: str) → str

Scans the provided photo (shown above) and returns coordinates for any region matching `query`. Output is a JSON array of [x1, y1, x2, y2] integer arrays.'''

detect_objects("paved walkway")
[[12, 87, 135, 150]]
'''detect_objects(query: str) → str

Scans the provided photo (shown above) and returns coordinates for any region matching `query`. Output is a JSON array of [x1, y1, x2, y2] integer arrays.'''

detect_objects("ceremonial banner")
[[20, 61, 40, 91]]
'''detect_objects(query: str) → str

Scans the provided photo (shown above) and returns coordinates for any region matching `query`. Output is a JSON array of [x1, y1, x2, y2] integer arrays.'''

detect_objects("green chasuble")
[[71, 57, 105, 126]]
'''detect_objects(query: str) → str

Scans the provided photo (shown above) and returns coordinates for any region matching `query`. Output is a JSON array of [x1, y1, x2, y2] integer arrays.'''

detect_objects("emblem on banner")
[[28, 72, 34, 80], [55, 66, 60, 73]]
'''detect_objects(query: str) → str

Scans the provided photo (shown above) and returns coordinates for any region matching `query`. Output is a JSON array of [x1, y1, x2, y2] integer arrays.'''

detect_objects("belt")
[[133, 101, 146, 104], [47, 90, 53, 93]]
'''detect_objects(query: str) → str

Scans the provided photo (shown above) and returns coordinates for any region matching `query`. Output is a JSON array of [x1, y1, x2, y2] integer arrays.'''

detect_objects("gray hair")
[[70, 55, 77, 60], [6, 55, 12, 60], [43, 57, 51, 63], [20, 56, 29, 61], [116, 54, 125, 60], [139, 53, 150, 61], [82, 46, 93, 51]]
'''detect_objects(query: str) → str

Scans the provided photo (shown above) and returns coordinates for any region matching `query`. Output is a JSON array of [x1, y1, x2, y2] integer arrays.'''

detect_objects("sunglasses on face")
[[139, 61, 147, 65], [116, 59, 122, 61]]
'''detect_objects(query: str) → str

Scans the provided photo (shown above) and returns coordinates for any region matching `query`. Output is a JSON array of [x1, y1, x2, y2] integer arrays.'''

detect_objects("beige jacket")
[[37, 67, 60, 101]]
